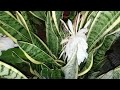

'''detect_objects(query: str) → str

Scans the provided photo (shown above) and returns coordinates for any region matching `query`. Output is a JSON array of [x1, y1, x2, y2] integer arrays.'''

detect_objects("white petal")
[[84, 19, 91, 28], [68, 19, 74, 35], [65, 44, 74, 61], [77, 43, 88, 65], [60, 19, 73, 34], [78, 28, 88, 35], [78, 38, 88, 50], [61, 25, 88, 65], [0, 37, 18, 51]]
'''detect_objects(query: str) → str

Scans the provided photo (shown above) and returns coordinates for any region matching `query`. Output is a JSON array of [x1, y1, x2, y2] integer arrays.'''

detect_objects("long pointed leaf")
[[46, 12, 59, 57], [0, 20, 29, 42], [15, 11, 34, 44], [0, 61, 27, 79], [0, 11, 31, 42], [78, 43, 103, 77], [97, 65, 120, 79], [87, 11, 120, 51], [29, 11, 46, 21], [18, 41, 56, 64]]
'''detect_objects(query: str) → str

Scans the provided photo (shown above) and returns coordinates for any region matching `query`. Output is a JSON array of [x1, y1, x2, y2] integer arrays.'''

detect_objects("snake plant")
[[0, 11, 120, 79]]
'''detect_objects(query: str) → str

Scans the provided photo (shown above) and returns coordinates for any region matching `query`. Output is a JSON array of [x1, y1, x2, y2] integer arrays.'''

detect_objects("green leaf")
[[0, 11, 31, 41], [11, 52, 39, 78], [87, 11, 120, 51], [0, 61, 27, 79], [30, 61, 63, 79], [19, 11, 35, 33], [24, 11, 41, 34], [0, 21, 29, 42], [97, 65, 120, 79], [78, 42, 103, 77], [51, 69, 62, 79], [16, 11, 57, 59], [16, 11, 56, 57], [52, 11, 64, 42], [29, 11, 46, 21], [0, 48, 26, 64], [91, 27, 120, 72], [14, 11, 34, 44], [10, 48, 56, 79], [69, 11, 77, 20], [0, 48, 33, 77], [18, 41, 56, 64], [52, 11, 63, 32], [78, 50, 94, 77], [46, 12, 59, 57], [79, 11, 89, 29], [0, 26, 17, 43], [86, 11, 99, 32], [87, 71, 100, 79], [30, 32, 57, 59], [0, 11, 57, 59], [93, 34, 117, 71], [28, 63, 47, 79], [40, 67, 51, 79]]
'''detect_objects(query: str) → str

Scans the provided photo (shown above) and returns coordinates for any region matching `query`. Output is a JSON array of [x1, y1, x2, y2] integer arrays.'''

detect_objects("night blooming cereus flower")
[[0, 34, 18, 55], [60, 14, 91, 65]]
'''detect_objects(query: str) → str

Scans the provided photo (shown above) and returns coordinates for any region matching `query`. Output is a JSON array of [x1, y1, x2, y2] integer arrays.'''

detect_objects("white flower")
[[0, 35, 18, 52], [60, 17, 91, 65]]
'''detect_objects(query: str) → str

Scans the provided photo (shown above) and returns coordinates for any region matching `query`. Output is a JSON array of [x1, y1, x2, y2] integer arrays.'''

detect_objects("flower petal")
[[78, 38, 88, 50], [78, 28, 88, 35], [77, 43, 88, 65], [68, 19, 74, 35], [84, 19, 91, 28], [0, 37, 18, 51]]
